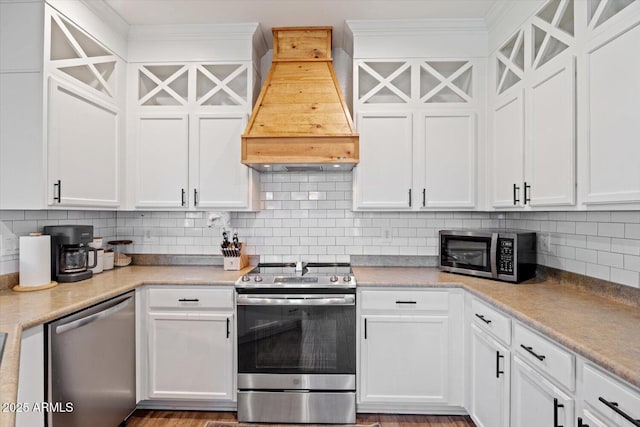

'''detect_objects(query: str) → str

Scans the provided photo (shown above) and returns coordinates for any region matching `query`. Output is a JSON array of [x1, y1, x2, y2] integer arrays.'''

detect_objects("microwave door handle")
[[490, 233, 498, 278]]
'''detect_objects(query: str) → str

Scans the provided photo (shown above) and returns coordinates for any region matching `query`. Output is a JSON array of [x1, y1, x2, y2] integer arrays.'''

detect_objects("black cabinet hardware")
[[226, 318, 230, 339], [520, 344, 546, 361], [598, 397, 640, 426], [364, 318, 368, 339], [194, 189, 199, 207], [554, 398, 564, 427], [181, 188, 186, 206], [409, 189, 412, 207], [475, 313, 492, 324], [178, 298, 199, 302], [513, 183, 520, 205], [524, 182, 531, 204], [422, 188, 426, 207], [496, 351, 504, 378], [53, 179, 62, 203], [396, 300, 417, 304], [577, 417, 589, 427]]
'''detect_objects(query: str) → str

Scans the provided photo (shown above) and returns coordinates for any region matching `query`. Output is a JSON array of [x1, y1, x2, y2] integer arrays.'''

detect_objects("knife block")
[[222, 243, 248, 271]]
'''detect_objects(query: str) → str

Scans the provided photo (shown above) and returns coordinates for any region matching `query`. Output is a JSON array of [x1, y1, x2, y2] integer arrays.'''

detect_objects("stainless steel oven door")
[[236, 293, 356, 376]]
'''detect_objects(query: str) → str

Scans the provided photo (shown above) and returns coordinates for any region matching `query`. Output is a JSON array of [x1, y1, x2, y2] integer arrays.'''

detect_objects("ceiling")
[[103, 0, 500, 48]]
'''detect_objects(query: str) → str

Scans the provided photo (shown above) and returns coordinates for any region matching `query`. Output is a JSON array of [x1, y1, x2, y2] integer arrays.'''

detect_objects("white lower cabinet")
[[358, 288, 464, 413], [15, 326, 45, 427], [469, 324, 510, 427], [139, 287, 235, 407], [511, 355, 574, 427]]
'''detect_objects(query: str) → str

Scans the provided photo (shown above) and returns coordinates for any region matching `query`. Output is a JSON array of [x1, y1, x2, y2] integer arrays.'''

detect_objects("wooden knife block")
[[222, 243, 248, 271]]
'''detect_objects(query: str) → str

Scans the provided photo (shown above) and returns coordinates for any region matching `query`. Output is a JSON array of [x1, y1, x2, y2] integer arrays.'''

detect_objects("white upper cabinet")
[[0, 2, 125, 209], [349, 22, 485, 211], [580, 1, 640, 205], [127, 54, 260, 210], [354, 111, 413, 210], [490, 0, 577, 209]]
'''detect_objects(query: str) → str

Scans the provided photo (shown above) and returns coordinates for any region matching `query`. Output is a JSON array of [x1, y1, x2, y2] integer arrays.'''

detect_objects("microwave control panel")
[[498, 238, 514, 275]]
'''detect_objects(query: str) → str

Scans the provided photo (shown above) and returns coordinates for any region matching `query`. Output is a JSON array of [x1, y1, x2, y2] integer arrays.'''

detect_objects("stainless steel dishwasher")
[[46, 291, 136, 427]]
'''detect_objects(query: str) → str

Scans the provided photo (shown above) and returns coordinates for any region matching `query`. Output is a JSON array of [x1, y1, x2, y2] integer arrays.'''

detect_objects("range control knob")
[[254, 275, 263, 282], [330, 275, 339, 283], [241, 275, 251, 282], [343, 275, 352, 282]]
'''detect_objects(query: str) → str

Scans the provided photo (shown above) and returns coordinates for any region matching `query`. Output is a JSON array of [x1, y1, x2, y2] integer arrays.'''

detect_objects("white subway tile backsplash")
[[610, 268, 640, 288], [587, 263, 610, 281], [598, 222, 625, 238]]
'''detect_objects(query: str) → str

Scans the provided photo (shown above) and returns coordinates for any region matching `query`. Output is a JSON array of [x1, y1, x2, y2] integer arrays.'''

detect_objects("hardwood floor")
[[125, 410, 476, 427]]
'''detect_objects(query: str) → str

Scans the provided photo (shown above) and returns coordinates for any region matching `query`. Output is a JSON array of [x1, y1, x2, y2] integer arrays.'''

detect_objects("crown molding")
[[484, 1, 516, 32], [346, 18, 488, 36], [78, 0, 129, 36]]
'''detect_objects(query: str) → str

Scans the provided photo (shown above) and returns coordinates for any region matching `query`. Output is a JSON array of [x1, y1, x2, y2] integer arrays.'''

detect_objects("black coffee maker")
[[44, 225, 97, 283]]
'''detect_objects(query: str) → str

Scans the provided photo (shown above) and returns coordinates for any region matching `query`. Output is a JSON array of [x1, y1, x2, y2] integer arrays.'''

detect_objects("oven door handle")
[[236, 294, 355, 306]]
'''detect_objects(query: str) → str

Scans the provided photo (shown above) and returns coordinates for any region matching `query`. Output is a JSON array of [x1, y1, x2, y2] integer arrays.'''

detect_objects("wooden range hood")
[[241, 27, 359, 172]]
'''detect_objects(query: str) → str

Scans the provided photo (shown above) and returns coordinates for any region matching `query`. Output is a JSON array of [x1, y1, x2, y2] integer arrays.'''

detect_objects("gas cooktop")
[[235, 262, 356, 288]]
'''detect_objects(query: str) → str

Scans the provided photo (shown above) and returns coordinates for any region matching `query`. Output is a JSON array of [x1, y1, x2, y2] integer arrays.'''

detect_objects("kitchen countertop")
[[1, 265, 639, 426], [0, 265, 251, 427], [353, 266, 640, 392]]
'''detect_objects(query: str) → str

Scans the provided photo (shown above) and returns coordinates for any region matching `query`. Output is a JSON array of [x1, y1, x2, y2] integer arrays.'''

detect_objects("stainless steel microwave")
[[439, 230, 537, 283]]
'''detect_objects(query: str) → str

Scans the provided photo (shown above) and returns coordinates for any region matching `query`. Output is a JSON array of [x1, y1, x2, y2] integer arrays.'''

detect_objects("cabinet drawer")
[[583, 364, 640, 425], [514, 323, 575, 391], [148, 287, 234, 310], [470, 297, 511, 345], [360, 289, 449, 312]]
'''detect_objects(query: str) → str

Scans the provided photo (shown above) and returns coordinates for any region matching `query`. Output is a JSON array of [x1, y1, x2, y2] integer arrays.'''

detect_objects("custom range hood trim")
[[242, 27, 359, 171]]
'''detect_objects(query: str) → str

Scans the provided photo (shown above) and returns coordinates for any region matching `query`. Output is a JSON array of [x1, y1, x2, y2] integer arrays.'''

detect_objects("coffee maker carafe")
[[44, 225, 97, 283]]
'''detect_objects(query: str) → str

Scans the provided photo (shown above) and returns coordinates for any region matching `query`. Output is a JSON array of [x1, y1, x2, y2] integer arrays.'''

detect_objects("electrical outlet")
[[0, 235, 19, 256], [539, 233, 551, 253], [142, 229, 157, 243], [381, 227, 393, 243]]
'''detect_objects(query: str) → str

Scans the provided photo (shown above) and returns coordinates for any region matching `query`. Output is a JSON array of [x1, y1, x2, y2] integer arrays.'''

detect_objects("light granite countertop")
[[1, 265, 639, 427]]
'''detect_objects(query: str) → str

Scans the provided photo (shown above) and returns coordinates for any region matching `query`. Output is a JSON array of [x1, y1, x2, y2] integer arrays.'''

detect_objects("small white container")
[[89, 237, 103, 249], [90, 248, 104, 274], [103, 250, 114, 270]]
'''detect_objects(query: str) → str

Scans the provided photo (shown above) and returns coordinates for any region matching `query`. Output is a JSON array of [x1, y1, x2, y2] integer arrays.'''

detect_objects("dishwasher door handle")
[[55, 297, 133, 335]]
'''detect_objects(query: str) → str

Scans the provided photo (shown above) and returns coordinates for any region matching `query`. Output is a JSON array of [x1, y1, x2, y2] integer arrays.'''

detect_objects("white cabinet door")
[[511, 355, 574, 427], [354, 112, 413, 210], [48, 77, 119, 207], [526, 55, 576, 207], [360, 314, 449, 404], [420, 111, 476, 208], [583, 20, 640, 204], [147, 311, 233, 401], [190, 114, 252, 209], [492, 88, 525, 208], [578, 410, 609, 427], [135, 114, 189, 208], [470, 324, 510, 427]]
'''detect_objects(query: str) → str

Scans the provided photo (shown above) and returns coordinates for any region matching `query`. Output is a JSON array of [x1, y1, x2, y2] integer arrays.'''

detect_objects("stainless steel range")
[[235, 262, 356, 424]]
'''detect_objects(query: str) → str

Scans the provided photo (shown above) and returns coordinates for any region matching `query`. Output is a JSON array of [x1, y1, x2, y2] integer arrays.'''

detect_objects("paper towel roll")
[[19, 234, 51, 287]]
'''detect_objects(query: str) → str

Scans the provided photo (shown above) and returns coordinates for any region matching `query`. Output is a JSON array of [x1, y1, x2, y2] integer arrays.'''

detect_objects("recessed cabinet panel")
[[360, 315, 449, 404], [148, 312, 233, 400], [584, 22, 640, 204], [492, 89, 525, 208], [527, 56, 576, 206], [354, 112, 413, 209], [422, 113, 476, 208], [511, 356, 574, 427], [470, 325, 510, 427], [191, 114, 249, 208], [135, 114, 189, 208], [48, 78, 119, 207]]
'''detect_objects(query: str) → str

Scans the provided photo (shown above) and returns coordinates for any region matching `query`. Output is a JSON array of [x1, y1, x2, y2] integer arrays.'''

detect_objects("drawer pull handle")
[[364, 318, 368, 339], [178, 298, 199, 303], [578, 417, 589, 427], [554, 398, 564, 427], [226, 317, 230, 339], [395, 300, 417, 304], [520, 344, 546, 361], [475, 313, 492, 324], [598, 397, 640, 426], [496, 351, 504, 378]]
